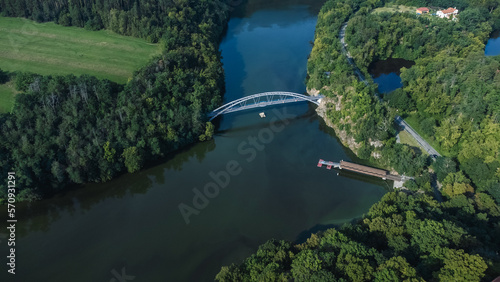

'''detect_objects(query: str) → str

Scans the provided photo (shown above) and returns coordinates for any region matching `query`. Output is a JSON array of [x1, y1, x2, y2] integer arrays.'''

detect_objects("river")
[[0, 1, 388, 281]]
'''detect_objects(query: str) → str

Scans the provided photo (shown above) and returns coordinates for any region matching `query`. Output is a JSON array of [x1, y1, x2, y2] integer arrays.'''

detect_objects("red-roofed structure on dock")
[[317, 159, 407, 181]]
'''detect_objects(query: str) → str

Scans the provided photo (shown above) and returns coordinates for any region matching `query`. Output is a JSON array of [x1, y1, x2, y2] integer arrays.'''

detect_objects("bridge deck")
[[317, 159, 340, 170], [318, 159, 404, 182], [208, 92, 324, 121]]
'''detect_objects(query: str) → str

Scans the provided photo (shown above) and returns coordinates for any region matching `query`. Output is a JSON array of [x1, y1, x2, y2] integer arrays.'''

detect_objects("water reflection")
[[0, 139, 217, 239], [369, 58, 415, 93], [485, 30, 500, 56], [232, 0, 325, 19], [5, 2, 387, 281]]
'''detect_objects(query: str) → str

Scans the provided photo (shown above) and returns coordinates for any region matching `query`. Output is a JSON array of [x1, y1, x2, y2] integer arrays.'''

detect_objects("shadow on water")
[[0, 138, 218, 237], [336, 169, 393, 190], [218, 16, 248, 131], [231, 0, 325, 19], [214, 103, 318, 135], [6, 2, 390, 281], [368, 58, 415, 94], [189, 233, 261, 281], [294, 223, 337, 243], [315, 111, 392, 177], [485, 30, 500, 56], [368, 58, 415, 77]]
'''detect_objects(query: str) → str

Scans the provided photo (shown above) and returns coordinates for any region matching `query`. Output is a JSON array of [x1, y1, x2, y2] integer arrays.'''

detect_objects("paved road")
[[395, 116, 440, 157], [339, 21, 440, 159], [339, 23, 368, 86]]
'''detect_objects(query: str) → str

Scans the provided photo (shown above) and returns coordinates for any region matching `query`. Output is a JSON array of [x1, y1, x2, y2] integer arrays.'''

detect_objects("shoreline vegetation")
[[0, 0, 231, 203], [216, 0, 500, 280], [0, 0, 498, 280], [0, 16, 163, 114]]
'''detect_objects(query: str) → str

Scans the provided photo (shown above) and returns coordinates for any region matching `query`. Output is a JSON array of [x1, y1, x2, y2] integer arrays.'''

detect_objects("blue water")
[[485, 30, 500, 56], [369, 58, 415, 94], [1, 2, 388, 282], [373, 72, 403, 94]]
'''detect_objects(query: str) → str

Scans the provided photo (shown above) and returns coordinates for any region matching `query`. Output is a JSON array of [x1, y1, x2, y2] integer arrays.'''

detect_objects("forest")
[[216, 190, 500, 281], [0, 0, 230, 202], [306, 0, 428, 178], [306, 0, 500, 199], [345, 10, 492, 71], [344, 2, 500, 199], [0, 16, 162, 84], [217, 0, 500, 279], [0, 0, 227, 43]]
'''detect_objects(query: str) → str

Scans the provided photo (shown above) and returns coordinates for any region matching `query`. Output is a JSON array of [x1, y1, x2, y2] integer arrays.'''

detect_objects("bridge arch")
[[208, 92, 323, 121]]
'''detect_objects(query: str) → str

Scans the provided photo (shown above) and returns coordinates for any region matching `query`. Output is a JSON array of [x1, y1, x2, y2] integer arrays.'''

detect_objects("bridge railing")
[[208, 92, 324, 120]]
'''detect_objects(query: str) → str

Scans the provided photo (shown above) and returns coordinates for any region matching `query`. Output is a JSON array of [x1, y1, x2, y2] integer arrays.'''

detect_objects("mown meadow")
[[0, 16, 161, 112], [0, 17, 161, 83]]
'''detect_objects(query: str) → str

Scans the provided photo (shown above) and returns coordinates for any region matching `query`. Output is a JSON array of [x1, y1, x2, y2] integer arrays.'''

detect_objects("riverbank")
[[309, 88, 363, 155], [0, 1, 231, 203], [308, 0, 486, 181], [216, 1, 500, 279], [0, 3, 391, 281], [310, 88, 413, 190], [305, 0, 401, 167], [340, 1, 500, 197]]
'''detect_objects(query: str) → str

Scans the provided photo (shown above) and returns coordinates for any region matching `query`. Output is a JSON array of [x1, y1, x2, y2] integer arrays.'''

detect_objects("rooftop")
[[439, 7, 458, 14]]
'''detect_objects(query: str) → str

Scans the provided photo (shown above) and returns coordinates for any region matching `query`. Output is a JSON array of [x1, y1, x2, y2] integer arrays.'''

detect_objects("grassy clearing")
[[0, 81, 17, 113], [404, 114, 449, 156], [398, 130, 428, 155], [0, 17, 161, 84], [372, 5, 416, 14]]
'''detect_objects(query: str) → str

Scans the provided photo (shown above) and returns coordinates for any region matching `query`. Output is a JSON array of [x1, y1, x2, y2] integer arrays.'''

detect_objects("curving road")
[[340, 23, 368, 86], [395, 116, 440, 157], [339, 22, 440, 158]]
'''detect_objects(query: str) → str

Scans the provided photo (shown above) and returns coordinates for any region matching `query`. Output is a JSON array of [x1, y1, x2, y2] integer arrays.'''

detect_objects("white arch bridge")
[[208, 92, 324, 121]]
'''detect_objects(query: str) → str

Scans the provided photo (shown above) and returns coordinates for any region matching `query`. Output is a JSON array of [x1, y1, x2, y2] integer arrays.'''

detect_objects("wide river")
[[1, 1, 388, 281]]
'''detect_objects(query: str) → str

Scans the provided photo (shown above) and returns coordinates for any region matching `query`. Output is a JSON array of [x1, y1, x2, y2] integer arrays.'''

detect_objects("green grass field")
[[398, 130, 428, 155], [372, 5, 416, 14], [404, 114, 449, 156], [0, 81, 17, 112], [0, 17, 161, 84]]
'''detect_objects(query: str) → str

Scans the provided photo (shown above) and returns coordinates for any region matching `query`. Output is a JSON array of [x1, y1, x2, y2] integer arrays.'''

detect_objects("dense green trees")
[[0, 0, 230, 202], [394, 0, 470, 10], [345, 12, 491, 72], [307, 0, 394, 159], [308, 0, 500, 201], [0, 68, 8, 83], [307, 0, 432, 178], [0, 0, 229, 43], [278, 0, 500, 279], [343, 7, 500, 199], [217, 191, 500, 281], [400, 55, 500, 197]]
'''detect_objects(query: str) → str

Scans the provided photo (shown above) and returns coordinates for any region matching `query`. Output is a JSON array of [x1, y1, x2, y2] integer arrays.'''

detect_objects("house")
[[416, 7, 429, 14], [436, 7, 458, 19]]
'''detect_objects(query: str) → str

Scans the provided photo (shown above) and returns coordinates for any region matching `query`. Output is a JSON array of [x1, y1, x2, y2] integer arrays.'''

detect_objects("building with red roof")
[[416, 7, 429, 14], [437, 7, 458, 19]]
